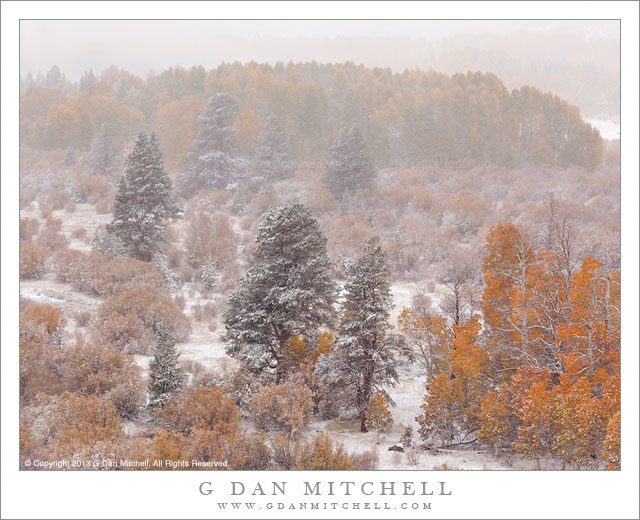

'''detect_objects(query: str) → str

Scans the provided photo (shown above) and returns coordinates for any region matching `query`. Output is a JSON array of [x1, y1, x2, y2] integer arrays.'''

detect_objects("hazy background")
[[20, 20, 620, 122]]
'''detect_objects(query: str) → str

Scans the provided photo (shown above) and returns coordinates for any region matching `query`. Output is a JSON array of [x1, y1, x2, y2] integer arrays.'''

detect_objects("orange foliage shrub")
[[22, 392, 123, 461], [20, 318, 65, 405], [293, 433, 357, 470], [22, 303, 65, 335], [364, 393, 393, 433], [20, 240, 48, 278], [159, 387, 240, 437]]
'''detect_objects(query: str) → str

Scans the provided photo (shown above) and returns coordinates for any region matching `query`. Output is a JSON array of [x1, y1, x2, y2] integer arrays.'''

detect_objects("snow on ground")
[[21, 202, 111, 252], [177, 321, 238, 373], [20, 201, 568, 469], [20, 275, 101, 314]]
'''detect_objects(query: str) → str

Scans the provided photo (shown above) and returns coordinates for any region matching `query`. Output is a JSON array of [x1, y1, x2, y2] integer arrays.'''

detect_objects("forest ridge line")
[[20, 61, 604, 172]]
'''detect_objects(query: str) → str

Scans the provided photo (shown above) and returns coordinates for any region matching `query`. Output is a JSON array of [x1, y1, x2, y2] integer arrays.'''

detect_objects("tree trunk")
[[360, 358, 375, 433], [360, 409, 368, 433]]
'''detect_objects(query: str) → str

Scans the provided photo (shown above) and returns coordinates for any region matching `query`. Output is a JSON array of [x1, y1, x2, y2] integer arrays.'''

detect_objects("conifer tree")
[[107, 132, 179, 262], [89, 123, 121, 175], [148, 322, 184, 409], [323, 124, 375, 199], [223, 202, 337, 382], [254, 115, 294, 184], [181, 94, 241, 196], [315, 236, 398, 431], [201, 259, 220, 291]]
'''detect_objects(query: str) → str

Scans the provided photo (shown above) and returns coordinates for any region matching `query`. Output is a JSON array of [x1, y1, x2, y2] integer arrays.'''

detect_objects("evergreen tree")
[[148, 322, 184, 409], [201, 259, 220, 291], [223, 202, 337, 382], [78, 69, 96, 93], [107, 132, 179, 262], [181, 94, 241, 196], [89, 123, 121, 176], [323, 124, 375, 199], [315, 236, 398, 432], [253, 115, 294, 185]]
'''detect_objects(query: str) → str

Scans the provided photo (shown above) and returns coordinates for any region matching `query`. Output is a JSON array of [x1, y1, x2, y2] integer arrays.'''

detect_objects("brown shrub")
[[248, 382, 313, 434], [95, 290, 191, 353], [20, 318, 65, 404], [59, 341, 145, 419], [172, 294, 186, 311], [191, 302, 217, 323], [163, 224, 181, 243], [74, 174, 112, 204], [71, 227, 86, 239], [20, 218, 40, 242], [66, 253, 168, 298], [165, 245, 184, 269], [406, 447, 422, 466], [20, 190, 35, 210], [159, 387, 240, 436], [352, 446, 380, 470], [218, 263, 243, 293], [21, 303, 65, 335], [185, 212, 236, 269], [20, 241, 48, 279], [43, 190, 71, 211], [50, 249, 87, 283], [21, 392, 123, 460], [94, 312, 152, 354], [292, 433, 357, 470], [39, 205, 54, 219], [225, 432, 271, 470], [36, 216, 68, 251], [74, 311, 92, 328]]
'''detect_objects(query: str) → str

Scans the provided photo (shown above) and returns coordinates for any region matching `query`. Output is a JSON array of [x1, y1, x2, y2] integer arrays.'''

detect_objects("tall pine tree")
[[181, 94, 241, 196], [315, 236, 398, 432], [223, 202, 337, 382], [323, 123, 375, 199], [253, 115, 294, 185], [148, 322, 184, 409], [107, 132, 179, 262]]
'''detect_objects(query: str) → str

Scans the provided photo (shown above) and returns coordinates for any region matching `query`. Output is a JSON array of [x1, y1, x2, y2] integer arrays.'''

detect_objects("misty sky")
[[20, 20, 619, 81]]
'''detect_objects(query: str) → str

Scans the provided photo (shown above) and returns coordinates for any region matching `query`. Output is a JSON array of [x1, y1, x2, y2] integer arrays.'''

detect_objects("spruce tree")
[[181, 94, 241, 196], [148, 322, 184, 409], [253, 115, 294, 184], [107, 132, 179, 262], [223, 202, 337, 382], [323, 123, 375, 199], [315, 236, 398, 432], [89, 123, 121, 176]]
